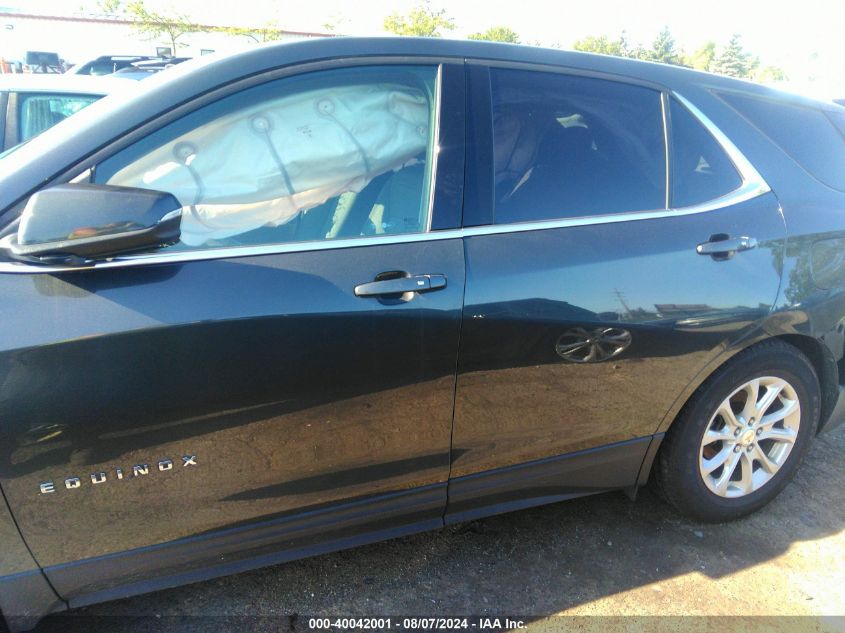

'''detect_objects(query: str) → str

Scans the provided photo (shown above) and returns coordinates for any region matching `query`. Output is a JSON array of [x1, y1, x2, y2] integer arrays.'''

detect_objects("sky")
[[7, 0, 845, 96]]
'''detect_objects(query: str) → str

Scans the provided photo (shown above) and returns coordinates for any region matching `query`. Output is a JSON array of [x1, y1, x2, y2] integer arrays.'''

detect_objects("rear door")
[[447, 65, 785, 520], [0, 62, 466, 602]]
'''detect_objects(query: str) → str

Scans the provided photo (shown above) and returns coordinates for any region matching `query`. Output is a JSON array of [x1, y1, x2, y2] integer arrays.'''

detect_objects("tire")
[[655, 340, 820, 523]]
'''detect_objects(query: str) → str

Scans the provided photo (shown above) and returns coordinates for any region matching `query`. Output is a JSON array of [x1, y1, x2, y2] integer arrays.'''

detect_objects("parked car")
[[1, 37, 845, 631], [68, 55, 162, 76], [0, 74, 129, 151], [112, 57, 192, 80]]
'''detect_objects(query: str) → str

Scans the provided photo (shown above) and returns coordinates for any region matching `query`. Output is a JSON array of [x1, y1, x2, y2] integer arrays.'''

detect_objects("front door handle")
[[354, 273, 447, 297], [696, 235, 758, 257]]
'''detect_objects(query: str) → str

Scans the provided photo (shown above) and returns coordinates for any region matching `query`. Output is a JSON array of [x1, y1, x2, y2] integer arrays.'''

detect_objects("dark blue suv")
[[1, 37, 844, 631]]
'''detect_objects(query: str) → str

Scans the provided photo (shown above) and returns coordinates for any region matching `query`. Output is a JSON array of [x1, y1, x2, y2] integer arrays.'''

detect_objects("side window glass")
[[490, 68, 666, 224], [720, 92, 845, 192], [19, 93, 99, 142], [94, 66, 438, 250], [669, 98, 742, 207]]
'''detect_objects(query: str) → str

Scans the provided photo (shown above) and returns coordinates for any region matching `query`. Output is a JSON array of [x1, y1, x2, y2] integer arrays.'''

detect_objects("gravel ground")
[[20, 424, 845, 633]]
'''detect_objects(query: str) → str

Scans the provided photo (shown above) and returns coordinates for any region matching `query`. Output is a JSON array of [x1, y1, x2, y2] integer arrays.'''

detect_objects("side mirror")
[[10, 183, 182, 264]]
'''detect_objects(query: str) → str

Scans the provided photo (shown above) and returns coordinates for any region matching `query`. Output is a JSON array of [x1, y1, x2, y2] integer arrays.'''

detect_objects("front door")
[[0, 62, 465, 602]]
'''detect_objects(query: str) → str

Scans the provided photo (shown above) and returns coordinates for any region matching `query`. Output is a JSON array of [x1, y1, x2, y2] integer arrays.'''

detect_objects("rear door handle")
[[696, 235, 758, 256], [354, 274, 447, 297]]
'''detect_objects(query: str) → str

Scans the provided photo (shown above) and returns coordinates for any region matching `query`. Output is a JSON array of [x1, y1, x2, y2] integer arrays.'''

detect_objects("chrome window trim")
[[0, 89, 771, 275], [660, 91, 671, 209], [0, 179, 770, 275], [424, 64, 443, 233]]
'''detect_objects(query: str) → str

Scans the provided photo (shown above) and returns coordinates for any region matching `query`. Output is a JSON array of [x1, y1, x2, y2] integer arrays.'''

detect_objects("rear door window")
[[720, 92, 845, 192], [669, 98, 742, 207], [490, 68, 666, 224]]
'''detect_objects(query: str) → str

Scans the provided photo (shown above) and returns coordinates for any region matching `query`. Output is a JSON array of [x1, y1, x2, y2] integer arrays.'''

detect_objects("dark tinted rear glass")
[[669, 99, 742, 207], [490, 69, 666, 224], [721, 92, 845, 191]]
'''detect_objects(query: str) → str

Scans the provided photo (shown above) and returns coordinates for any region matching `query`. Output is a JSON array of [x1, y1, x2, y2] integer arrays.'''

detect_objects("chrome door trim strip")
[[0, 180, 770, 275]]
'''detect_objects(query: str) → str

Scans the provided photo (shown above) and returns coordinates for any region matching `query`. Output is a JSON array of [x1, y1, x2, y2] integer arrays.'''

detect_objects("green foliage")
[[94, 0, 291, 49], [223, 21, 285, 43], [573, 28, 785, 83], [685, 41, 716, 71], [468, 26, 520, 44], [95, 0, 197, 53], [573, 31, 652, 61], [711, 34, 758, 78], [755, 65, 787, 83], [383, 3, 455, 37], [645, 26, 681, 65], [573, 33, 632, 57]]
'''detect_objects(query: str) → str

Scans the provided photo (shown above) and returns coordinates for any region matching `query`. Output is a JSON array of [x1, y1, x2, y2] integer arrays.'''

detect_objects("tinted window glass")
[[490, 68, 665, 224], [721, 92, 845, 191], [19, 93, 99, 142], [669, 99, 742, 207], [95, 66, 437, 250]]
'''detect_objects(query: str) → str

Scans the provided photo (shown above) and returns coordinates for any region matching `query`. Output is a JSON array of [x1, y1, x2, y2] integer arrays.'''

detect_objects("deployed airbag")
[[107, 84, 431, 245]]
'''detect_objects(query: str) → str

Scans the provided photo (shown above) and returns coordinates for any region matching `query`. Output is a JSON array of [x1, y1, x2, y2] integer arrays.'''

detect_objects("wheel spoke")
[[601, 331, 630, 342], [702, 444, 733, 474], [752, 444, 779, 474], [738, 453, 754, 494], [717, 402, 742, 429], [741, 379, 760, 420], [755, 382, 784, 416], [557, 342, 588, 353], [760, 398, 798, 427], [714, 451, 742, 494], [758, 427, 797, 444], [704, 427, 735, 444]]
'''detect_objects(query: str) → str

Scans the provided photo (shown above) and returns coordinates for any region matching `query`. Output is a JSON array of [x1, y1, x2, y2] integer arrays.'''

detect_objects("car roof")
[[0, 73, 131, 95]]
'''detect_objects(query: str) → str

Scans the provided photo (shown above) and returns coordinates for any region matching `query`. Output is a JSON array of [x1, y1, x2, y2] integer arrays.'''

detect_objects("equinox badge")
[[39, 454, 197, 494]]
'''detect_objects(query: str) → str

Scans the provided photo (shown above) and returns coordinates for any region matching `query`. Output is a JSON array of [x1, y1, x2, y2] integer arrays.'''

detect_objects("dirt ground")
[[22, 424, 845, 633]]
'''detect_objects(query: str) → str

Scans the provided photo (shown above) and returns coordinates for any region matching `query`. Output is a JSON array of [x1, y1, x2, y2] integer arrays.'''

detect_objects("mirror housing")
[[10, 184, 182, 263]]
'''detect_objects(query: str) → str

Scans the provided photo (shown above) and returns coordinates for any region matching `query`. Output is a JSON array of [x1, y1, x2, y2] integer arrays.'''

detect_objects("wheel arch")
[[653, 332, 839, 445]]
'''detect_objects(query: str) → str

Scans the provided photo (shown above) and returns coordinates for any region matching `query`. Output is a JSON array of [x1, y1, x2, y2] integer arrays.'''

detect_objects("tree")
[[468, 26, 520, 44], [573, 33, 631, 58], [685, 41, 716, 71], [573, 31, 653, 61], [96, 1, 197, 54], [711, 34, 756, 78], [755, 65, 787, 83], [646, 26, 682, 65], [224, 21, 286, 43], [383, 3, 455, 37]]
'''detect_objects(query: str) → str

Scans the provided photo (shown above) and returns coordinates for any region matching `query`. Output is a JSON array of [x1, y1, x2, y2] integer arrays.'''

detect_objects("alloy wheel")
[[699, 376, 801, 498]]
